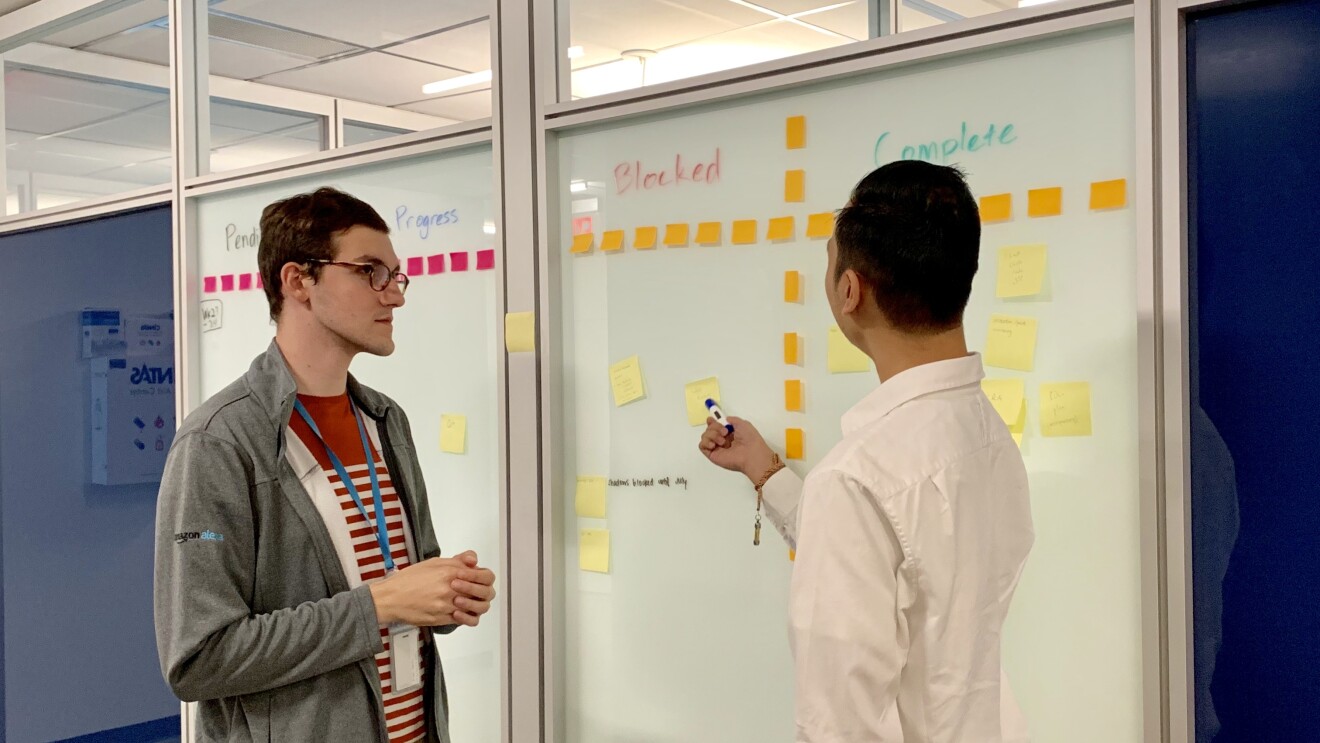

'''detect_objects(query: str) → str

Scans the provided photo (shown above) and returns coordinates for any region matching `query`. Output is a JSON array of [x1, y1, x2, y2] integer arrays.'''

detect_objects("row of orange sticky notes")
[[569, 213, 836, 254], [979, 179, 1129, 223]]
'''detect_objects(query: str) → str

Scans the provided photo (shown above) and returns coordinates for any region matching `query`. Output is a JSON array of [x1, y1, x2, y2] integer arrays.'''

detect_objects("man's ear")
[[839, 268, 864, 316], [279, 262, 311, 307]]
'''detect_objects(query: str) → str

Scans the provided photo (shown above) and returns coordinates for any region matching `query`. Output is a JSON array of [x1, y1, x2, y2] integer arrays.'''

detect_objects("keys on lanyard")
[[293, 399, 396, 573]]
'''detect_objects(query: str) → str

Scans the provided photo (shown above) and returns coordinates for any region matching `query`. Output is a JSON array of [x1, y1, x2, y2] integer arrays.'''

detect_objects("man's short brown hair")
[[257, 187, 390, 320]]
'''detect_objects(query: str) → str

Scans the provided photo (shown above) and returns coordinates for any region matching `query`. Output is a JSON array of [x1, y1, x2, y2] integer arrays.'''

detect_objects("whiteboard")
[[555, 27, 1140, 743], [193, 146, 502, 743]]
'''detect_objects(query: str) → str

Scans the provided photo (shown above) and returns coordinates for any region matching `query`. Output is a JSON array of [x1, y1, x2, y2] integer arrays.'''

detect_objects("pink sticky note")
[[427, 254, 445, 274], [450, 252, 469, 272], [239, 274, 253, 291], [407, 256, 424, 277], [477, 249, 495, 270], [204, 276, 217, 293], [255, 273, 264, 289], [221, 275, 235, 292]]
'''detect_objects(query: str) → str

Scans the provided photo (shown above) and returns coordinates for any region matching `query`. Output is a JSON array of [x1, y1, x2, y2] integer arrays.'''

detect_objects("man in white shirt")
[[700, 161, 1034, 742]]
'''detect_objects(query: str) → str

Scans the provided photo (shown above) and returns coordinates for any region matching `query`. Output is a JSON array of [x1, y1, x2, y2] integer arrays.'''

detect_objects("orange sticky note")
[[785, 428, 804, 460], [1028, 187, 1063, 218], [785, 380, 803, 412], [783, 332, 801, 365], [785, 170, 805, 202], [634, 226, 657, 250], [664, 223, 689, 247], [600, 230, 624, 252], [732, 220, 757, 245], [806, 212, 834, 238], [570, 233, 593, 254], [1090, 179, 1128, 210], [767, 216, 795, 241], [980, 193, 1012, 223], [784, 271, 801, 303], [695, 221, 721, 245], [786, 115, 806, 149]]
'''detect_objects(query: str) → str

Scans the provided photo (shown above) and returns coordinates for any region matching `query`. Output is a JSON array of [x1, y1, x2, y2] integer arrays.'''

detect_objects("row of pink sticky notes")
[[202, 250, 496, 293]]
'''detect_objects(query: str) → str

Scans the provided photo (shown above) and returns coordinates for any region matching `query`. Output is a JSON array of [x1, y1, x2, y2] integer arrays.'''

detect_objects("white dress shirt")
[[759, 353, 1034, 742]]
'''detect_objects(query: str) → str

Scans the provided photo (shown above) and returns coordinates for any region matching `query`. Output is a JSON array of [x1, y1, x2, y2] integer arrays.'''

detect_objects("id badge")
[[389, 626, 423, 694]]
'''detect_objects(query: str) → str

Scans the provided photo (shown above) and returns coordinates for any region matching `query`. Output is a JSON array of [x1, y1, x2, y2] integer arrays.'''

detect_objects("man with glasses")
[[155, 187, 495, 743]]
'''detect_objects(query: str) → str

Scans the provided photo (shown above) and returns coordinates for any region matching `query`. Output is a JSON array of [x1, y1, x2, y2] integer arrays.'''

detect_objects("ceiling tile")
[[40, 0, 168, 48], [211, 0, 490, 49], [396, 89, 492, 122], [254, 52, 454, 107], [208, 36, 317, 80], [386, 20, 490, 73], [83, 26, 170, 67]]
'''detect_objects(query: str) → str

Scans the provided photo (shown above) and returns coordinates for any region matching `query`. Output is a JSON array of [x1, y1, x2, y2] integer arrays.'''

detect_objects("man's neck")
[[275, 323, 354, 397], [857, 322, 969, 383]]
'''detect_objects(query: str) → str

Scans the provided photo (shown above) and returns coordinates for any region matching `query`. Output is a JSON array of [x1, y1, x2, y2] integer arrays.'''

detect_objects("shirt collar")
[[841, 353, 986, 436]]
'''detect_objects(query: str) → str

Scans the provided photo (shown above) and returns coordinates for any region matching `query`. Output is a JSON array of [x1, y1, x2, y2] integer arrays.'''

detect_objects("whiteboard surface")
[[555, 27, 1140, 743], [194, 147, 502, 742]]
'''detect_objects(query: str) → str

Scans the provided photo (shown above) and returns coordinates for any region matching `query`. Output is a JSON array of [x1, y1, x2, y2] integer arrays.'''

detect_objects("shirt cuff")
[[760, 467, 804, 549]]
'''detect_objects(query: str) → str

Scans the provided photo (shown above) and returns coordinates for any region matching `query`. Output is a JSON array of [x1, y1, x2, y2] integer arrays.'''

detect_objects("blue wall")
[[0, 206, 179, 742], [1189, 1, 1320, 740]]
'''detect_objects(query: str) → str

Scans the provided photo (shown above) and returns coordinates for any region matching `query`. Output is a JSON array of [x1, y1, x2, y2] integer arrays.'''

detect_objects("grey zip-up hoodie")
[[154, 341, 454, 742]]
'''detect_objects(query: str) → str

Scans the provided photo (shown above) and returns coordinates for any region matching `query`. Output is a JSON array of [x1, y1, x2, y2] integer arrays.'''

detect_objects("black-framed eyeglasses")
[[306, 260, 409, 295]]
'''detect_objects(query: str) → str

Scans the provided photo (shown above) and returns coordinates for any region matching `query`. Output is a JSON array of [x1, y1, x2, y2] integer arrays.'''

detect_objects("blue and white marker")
[[705, 398, 734, 433]]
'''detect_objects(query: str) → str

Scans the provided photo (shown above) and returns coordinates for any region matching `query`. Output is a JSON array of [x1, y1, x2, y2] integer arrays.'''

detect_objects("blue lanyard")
[[293, 399, 396, 573]]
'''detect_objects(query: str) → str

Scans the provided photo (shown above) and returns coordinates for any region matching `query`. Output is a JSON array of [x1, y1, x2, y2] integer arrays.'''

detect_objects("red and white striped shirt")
[[290, 393, 428, 743]]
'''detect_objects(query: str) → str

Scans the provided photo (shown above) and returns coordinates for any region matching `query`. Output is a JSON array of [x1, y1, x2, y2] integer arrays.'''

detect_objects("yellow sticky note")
[[684, 377, 722, 426], [985, 315, 1038, 372], [785, 380, 803, 412], [783, 332, 801, 365], [767, 216, 795, 241], [785, 428, 804, 460], [696, 221, 721, 245], [827, 325, 871, 373], [1090, 179, 1128, 210], [1040, 382, 1093, 437], [1009, 399, 1027, 434], [634, 226, 658, 250], [575, 476, 607, 519], [1011, 432, 1023, 447], [786, 115, 806, 149], [784, 270, 801, 303], [996, 244, 1048, 298], [732, 220, 757, 245], [806, 212, 834, 238], [1028, 187, 1063, 218], [609, 355, 646, 406], [440, 414, 467, 454], [663, 223, 689, 247], [504, 311, 535, 353], [980, 193, 1012, 223], [579, 528, 610, 573], [570, 233, 593, 254], [981, 379, 1026, 426], [785, 170, 805, 202], [600, 230, 625, 252]]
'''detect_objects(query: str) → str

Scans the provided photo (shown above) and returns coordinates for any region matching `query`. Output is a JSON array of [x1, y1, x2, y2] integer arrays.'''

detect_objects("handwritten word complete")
[[607, 476, 690, 490], [875, 122, 1018, 165], [614, 149, 721, 195], [395, 206, 460, 240]]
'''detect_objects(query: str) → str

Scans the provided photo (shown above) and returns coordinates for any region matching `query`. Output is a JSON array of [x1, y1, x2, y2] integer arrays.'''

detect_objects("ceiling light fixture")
[[567, 46, 585, 59], [422, 69, 493, 95], [1018, 0, 1060, 6]]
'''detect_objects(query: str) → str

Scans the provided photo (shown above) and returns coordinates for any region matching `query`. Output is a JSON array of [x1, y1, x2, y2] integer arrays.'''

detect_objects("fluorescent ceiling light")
[[422, 69, 493, 95], [483, 222, 497, 235], [567, 46, 585, 59], [1018, 0, 1060, 6], [569, 180, 588, 193]]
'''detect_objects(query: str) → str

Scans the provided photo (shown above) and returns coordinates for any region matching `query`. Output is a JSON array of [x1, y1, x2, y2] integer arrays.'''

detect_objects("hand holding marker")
[[706, 399, 734, 433]]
